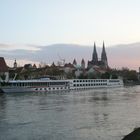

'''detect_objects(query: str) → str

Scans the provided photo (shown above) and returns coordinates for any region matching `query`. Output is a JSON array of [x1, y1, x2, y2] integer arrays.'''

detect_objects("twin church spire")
[[88, 41, 108, 69]]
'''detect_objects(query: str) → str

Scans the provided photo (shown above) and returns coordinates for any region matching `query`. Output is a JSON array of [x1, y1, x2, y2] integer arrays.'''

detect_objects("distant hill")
[[0, 42, 140, 70]]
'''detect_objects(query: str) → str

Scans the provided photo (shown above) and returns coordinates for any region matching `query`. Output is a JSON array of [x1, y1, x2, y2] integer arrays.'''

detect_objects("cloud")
[[0, 44, 41, 51], [0, 42, 140, 70]]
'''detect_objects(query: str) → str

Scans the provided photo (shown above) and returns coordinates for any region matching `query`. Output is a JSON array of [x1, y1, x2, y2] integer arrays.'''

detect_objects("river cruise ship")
[[0, 78, 123, 93], [69, 79, 123, 90], [0, 79, 70, 93]]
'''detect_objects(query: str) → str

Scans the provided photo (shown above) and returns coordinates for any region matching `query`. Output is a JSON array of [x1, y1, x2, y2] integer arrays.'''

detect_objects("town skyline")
[[2, 41, 140, 71], [0, 0, 140, 70]]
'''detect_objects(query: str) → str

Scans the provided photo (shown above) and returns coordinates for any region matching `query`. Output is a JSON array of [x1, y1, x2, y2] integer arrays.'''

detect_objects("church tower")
[[14, 59, 17, 68], [101, 41, 108, 67], [92, 42, 98, 65], [81, 58, 85, 69], [73, 58, 77, 66]]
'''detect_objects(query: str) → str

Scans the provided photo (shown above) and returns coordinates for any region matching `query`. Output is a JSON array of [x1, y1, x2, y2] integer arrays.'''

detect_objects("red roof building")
[[0, 57, 8, 72]]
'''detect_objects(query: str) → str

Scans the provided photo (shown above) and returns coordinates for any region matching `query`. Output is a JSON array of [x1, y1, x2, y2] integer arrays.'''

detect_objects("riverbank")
[[124, 81, 140, 86], [122, 128, 140, 140]]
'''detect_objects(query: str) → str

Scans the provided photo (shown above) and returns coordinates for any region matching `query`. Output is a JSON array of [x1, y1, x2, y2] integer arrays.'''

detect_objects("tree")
[[78, 73, 88, 79], [101, 72, 110, 79]]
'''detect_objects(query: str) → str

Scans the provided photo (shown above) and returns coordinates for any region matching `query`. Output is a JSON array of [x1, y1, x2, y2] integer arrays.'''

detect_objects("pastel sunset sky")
[[0, 0, 140, 46], [0, 0, 140, 70]]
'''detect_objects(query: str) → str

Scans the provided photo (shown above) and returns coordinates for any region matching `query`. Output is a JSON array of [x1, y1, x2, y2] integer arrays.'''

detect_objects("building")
[[13, 59, 17, 68], [0, 57, 9, 82], [81, 58, 85, 70], [87, 41, 108, 69], [73, 59, 77, 66]]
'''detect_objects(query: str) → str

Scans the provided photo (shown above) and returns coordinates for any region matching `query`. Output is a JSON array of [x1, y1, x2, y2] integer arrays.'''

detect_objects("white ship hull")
[[69, 79, 123, 90], [0, 79, 70, 93], [1, 86, 70, 93], [0, 79, 123, 93]]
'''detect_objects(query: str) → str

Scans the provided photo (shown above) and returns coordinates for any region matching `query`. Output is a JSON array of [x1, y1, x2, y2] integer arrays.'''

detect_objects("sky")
[[0, 0, 140, 47], [0, 0, 140, 70]]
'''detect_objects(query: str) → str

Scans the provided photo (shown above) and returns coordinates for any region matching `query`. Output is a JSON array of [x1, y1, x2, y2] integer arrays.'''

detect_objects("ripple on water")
[[0, 87, 140, 140]]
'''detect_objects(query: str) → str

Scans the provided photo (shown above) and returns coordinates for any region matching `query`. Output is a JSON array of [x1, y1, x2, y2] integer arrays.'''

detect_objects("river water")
[[0, 86, 140, 140]]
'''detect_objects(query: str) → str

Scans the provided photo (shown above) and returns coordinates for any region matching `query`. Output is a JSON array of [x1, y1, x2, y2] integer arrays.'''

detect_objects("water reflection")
[[0, 87, 140, 140], [0, 94, 7, 120], [0, 94, 6, 110]]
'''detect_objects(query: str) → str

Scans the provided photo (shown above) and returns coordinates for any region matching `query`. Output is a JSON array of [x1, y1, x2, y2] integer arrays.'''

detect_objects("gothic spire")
[[73, 58, 77, 65], [92, 42, 98, 62], [101, 41, 108, 66], [81, 58, 85, 69]]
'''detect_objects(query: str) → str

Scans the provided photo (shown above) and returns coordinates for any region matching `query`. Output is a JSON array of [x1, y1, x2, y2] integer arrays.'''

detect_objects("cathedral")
[[87, 42, 108, 69]]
